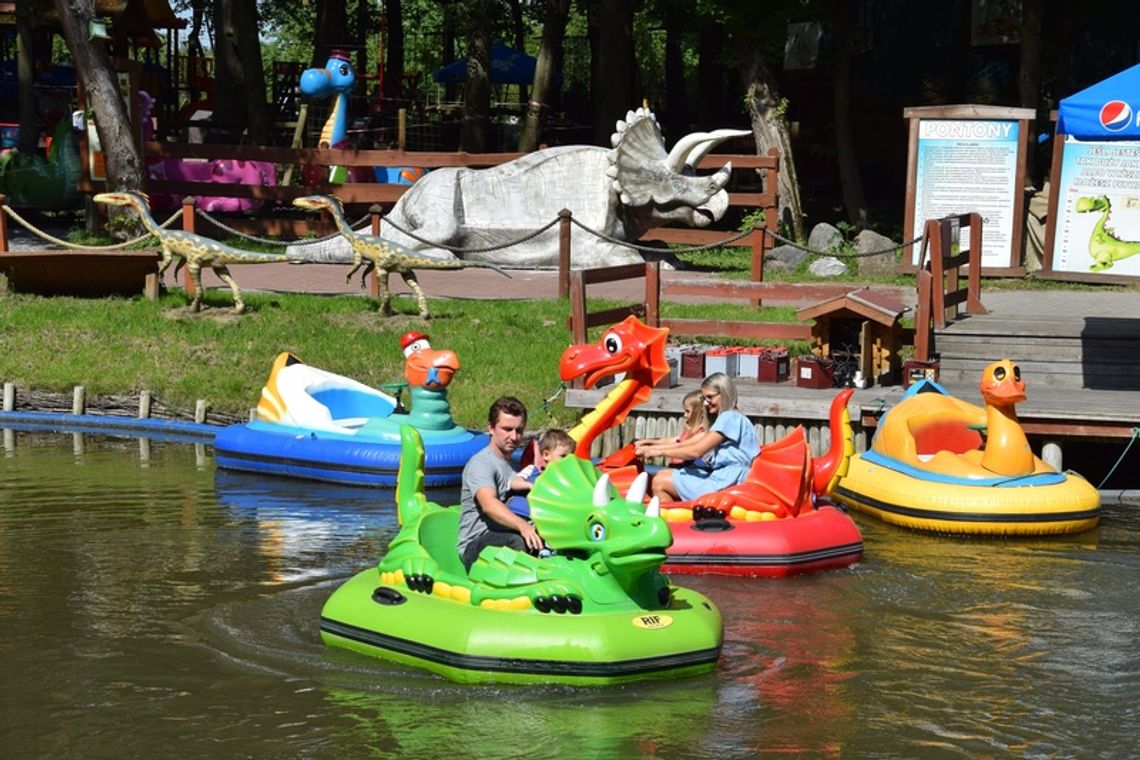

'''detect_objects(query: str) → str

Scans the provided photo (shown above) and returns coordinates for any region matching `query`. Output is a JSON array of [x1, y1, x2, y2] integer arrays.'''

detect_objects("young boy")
[[506, 428, 576, 518]]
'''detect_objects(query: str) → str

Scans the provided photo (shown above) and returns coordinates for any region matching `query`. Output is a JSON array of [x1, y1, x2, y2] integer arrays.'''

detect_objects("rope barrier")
[[380, 213, 563, 254], [2, 205, 179, 250], [569, 217, 755, 253], [1097, 426, 1140, 489], [194, 207, 369, 246]]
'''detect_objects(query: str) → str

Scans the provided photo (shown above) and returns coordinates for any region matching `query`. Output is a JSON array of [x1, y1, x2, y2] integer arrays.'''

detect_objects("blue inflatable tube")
[[0, 411, 218, 443], [214, 421, 488, 487]]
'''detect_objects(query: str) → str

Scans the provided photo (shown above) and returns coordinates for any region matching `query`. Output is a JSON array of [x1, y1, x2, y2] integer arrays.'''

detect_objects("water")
[[1, 431, 1138, 758]]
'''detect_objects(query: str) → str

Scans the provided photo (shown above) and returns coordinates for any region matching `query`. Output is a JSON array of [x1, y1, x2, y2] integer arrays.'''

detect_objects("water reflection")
[[1, 429, 1138, 757]]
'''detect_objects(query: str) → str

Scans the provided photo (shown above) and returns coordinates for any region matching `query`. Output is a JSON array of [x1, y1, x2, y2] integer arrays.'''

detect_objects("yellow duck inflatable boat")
[[833, 360, 1100, 536]]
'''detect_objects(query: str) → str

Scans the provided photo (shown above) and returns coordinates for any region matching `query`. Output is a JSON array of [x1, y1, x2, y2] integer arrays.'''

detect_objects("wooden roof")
[[796, 287, 908, 325]]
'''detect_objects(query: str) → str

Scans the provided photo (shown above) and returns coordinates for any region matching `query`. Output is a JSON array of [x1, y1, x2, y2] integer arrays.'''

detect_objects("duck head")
[[979, 359, 1026, 409], [400, 332, 460, 390]]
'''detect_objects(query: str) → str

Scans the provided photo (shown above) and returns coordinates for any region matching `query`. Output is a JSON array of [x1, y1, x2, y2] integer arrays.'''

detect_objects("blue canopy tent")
[[1056, 62, 1140, 139], [432, 42, 562, 88]]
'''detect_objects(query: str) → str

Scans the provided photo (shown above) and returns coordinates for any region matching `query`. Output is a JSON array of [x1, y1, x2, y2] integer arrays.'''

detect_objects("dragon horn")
[[645, 496, 660, 518], [626, 472, 649, 504], [593, 473, 612, 507]]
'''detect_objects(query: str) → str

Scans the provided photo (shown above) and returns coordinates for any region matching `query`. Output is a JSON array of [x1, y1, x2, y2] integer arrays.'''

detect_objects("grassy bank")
[[0, 290, 806, 430]]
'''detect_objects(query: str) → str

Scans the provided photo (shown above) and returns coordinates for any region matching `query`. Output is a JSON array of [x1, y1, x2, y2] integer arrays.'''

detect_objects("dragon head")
[[299, 50, 356, 99], [608, 108, 751, 231], [529, 457, 670, 591], [559, 316, 670, 390], [400, 331, 459, 390]]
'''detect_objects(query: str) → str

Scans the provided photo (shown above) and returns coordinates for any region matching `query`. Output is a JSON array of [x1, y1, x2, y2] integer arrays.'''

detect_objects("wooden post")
[[181, 197, 196, 293], [3, 381, 14, 411], [0, 194, 8, 252], [750, 220, 765, 308], [645, 261, 660, 327], [369, 204, 383, 298], [929, 219, 948, 329], [914, 269, 933, 362], [966, 212, 987, 315], [138, 390, 152, 419], [398, 108, 407, 151], [558, 209, 572, 298], [194, 399, 208, 424], [569, 269, 586, 389], [72, 386, 85, 415]]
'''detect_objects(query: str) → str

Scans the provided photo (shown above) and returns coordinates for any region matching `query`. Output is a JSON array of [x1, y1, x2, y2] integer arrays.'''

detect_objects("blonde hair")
[[682, 390, 709, 434], [701, 372, 738, 416], [538, 428, 575, 454]]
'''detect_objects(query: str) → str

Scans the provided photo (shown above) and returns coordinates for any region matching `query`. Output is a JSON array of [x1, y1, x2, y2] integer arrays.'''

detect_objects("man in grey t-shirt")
[[457, 396, 543, 570]]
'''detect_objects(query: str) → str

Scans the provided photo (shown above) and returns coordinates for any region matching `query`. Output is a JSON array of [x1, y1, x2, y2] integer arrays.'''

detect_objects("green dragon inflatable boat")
[[320, 426, 723, 685]]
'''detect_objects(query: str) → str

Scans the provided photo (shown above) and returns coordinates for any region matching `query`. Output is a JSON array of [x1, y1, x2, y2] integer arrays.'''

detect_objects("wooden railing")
[[913, 212, 987, 361]]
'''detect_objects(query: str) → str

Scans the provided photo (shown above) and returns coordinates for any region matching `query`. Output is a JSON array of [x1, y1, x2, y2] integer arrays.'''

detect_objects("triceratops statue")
[[373, 108, 750, 268]]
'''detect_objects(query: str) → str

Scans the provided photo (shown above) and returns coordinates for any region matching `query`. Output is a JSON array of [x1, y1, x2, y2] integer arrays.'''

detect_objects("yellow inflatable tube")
[[834, 367, 1100, 536]]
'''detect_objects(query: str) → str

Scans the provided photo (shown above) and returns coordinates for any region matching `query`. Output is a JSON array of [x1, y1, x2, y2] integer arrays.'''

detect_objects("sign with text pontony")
[[903, 105, 1034, 275], [1044, 63, 1140, 283]]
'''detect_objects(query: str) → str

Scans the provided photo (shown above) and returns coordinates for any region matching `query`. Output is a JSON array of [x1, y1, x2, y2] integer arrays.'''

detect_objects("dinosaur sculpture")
[[379, 425, 673, 613], [0, 116, 81, 209], [559, 316, 854, 520], [293, 194, 509, 318], [299, 50, 358, 184], [93, 191, 301, 314], [1075, 195, 1140, 271], [313, 107, 750, 268]]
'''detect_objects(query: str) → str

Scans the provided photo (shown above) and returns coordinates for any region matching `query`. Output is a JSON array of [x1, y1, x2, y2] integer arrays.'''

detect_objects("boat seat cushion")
[[418, 510, 467, 578], [913, 419, 984, 456]]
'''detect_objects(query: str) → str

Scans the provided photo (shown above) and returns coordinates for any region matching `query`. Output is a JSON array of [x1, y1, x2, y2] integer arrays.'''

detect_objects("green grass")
[[0, 289, 816, 429]]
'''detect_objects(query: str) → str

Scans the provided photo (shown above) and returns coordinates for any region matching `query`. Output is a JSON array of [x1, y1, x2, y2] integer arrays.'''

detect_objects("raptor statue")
[[293, 194, 509, 318], [94, 191, 302, 314]]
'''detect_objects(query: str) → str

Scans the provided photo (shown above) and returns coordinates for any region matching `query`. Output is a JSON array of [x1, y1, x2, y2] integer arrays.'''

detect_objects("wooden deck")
[[566, 289, 1140, 464]]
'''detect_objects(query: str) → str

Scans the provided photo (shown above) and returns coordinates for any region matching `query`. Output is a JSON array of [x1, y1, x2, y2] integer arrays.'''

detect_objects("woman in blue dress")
[[634, 373, 760, 502]]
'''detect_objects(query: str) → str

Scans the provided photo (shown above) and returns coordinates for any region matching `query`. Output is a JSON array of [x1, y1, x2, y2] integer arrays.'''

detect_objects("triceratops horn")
[[664, 132, 714, 172], [683, 128, 753, 170], [645, 496, 661, 518], [593, 473, 612, 507], [626, 472, 649, 504]]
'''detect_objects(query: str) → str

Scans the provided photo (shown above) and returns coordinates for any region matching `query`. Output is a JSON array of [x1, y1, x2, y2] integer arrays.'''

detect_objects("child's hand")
[[517, 464, 537, 480]]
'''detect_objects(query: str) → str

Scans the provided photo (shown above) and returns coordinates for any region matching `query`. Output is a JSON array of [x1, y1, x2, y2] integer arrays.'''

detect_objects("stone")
[[853, 229, 902, 276], [807, 222, 844, 255], [808, 256, 848, 277], [765, 243, 810, 270]]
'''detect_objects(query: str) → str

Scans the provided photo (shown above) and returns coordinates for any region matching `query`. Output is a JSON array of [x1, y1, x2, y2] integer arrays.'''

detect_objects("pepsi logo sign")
[[1099, 100, 1134, 132]]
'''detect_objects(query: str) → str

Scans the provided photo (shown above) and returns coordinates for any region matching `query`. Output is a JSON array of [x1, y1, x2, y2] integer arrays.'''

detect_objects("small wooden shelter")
[[796, 288, 910, 387]]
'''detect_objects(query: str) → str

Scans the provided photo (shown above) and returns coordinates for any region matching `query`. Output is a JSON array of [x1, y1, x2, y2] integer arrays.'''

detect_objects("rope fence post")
[[0, 194, 8, 253], [181, 197, 196, 294], [369, 204, 383, 298], [558, 209, 572, 299], [750, 221, 765, 308]]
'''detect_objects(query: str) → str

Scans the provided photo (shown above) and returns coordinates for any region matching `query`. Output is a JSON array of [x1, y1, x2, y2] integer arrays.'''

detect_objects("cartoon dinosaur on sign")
[[1076, 195, 1140, 271]]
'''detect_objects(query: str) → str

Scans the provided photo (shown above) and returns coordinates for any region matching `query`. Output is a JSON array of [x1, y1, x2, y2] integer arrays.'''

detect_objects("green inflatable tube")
[[319, 425, 723, 685]]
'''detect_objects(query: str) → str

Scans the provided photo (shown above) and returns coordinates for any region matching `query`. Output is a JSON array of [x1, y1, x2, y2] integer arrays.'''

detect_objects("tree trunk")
[[590, 0, 638, 146], [834, 0, 868, 228], [741, 50, 804, 242], [382, 0, 405, 100], [460, 0, 494, 152], [1019, 0, 1042, 183], [233, 0, 270, 144], [15, 1, 37, 155], [312, 1, 349, 66], [509, 0, 528, 104], [662, 0, 688, 140], [697, 19, 726, 125], [518, 0, 570, 152], [54, 0, 143, 195]]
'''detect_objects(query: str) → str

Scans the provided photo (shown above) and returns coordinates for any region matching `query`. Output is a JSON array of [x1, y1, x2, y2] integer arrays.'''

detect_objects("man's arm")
[[475, 486, 543, 550]]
